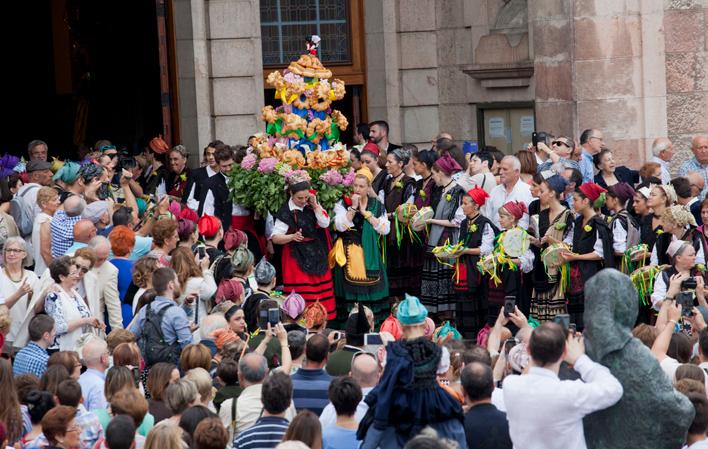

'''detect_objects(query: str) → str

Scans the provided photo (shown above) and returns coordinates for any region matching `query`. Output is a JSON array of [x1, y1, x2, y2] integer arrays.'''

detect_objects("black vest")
[[199, 174, 231, 231], [186, 166, 213, 208]]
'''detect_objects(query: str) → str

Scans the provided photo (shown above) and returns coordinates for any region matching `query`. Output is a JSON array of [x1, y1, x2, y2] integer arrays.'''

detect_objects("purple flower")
[[258, 157, 278, 174], [342, 168, 356, 186], [319, 169, 343, 186], [241, 154, 257, 170]]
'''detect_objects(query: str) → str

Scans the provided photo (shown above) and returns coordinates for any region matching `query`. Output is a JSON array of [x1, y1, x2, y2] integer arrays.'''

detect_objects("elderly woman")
[[32, 187, 60, 275], [157, 145, 193, 203], [593, 148, 639, 189], [419, 154, 465, 323], [332, 167, 390, 324], [0, 237, 38, 352], [650, 205, 704, 266], [41, 405, 82, 449], [170, 247, 216, 326], [44, 256, 104, 351], [109, 225, 137, 327], [651, 240, 707, 312], [271, 171, 336, 320], [149, 218, 179, 267]]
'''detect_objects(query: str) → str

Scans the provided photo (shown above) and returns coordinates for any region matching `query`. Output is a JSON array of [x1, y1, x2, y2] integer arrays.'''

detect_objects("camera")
[[504, 297, 516, 317], [532, 131, 551, 148], [682, 277, 698, 291], [553, 313, 570, 332]]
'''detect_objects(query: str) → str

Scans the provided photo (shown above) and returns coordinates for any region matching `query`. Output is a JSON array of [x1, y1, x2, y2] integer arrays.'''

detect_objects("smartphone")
[[504, 338, 517, 355], [531, 132, 539, 147], [503, 296, 516, 317], [267, 308, 280, 327], [258, 309, 268, 330], [197, 246, 206, 258], [364, 333, 383, 346], [330, 331, 343, 341], [554, 313, 570, 332], [568, 323, 577, 336]]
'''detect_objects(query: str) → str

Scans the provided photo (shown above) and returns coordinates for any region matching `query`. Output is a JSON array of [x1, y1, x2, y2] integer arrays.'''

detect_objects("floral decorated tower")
[[230, 36, 354, 216]]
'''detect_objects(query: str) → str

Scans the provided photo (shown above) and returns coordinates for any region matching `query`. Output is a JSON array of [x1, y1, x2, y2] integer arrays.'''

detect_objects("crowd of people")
[[0, 124, 708, 449]]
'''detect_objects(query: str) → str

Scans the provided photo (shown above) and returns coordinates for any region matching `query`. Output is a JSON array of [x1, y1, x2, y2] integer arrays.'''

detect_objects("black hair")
[[262, 372, 293, 415], [528, 323, 566, 366], [356, 123, 370, 141], [580, 129, 594, 145], [350, 148, 361, 161], [671, 177, 692, 200], [328, 376, 362, 417], [25, 390, 55, 424], [369, 120, 389, 135], [473, 151, 494, 170], [216, 359, 239, 386], [288, 181, 311, 195], [305, 334, 329, 364], [413, 149, 438, 169], [112, 207, 133, 227], [460, 362, 494, 401], [179, 405, 217, 438], [105, 415, 137, 449], [565, 168, 582, 189], [592, 148, 612, 170]]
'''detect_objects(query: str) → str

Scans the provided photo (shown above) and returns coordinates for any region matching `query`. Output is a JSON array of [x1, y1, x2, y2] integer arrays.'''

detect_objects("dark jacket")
[[464, 403, 513, 449]]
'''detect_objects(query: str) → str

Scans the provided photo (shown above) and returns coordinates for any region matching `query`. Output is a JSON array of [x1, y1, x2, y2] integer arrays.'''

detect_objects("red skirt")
[[231, 215, 267, 257], [281, 244, 336, 320]]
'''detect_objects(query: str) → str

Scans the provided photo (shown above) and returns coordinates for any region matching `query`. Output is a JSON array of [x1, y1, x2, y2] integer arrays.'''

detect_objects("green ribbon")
[[325, 122, 340, 142]]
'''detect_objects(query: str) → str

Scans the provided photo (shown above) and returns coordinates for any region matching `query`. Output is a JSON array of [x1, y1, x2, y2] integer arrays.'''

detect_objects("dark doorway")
[[0, 0, 165, 159]]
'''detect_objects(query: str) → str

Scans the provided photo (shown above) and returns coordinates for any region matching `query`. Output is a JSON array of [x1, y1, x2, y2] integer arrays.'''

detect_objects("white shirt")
[[611, 218, 627, 254], [319, 386, 373, 428], [649, 235, 705, 266], [503, 355, 623, 449], [483, 179, 534, 230], [186, 165, 217, 211], [179, 274, 217, 326], [333, 201, 390, 235], [469, 172, 497, 195], [651, 156, 672, 185], [272, 198, 330, 236], [31, 212, 52, 275], [201, 173, 251, 217], [0, 269, 38, 344], [685, 440, 708, 449]]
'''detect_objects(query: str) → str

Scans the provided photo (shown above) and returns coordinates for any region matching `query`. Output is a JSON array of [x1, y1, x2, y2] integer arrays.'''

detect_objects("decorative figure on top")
[[306, 35, 321, 56]]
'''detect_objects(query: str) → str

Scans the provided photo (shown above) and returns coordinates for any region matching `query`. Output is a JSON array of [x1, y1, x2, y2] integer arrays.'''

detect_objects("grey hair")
[[165, 378, 199, 415], [199, 314, 228, 340], [88, 235, 110, 250], [652, 138, 671, 157], [502, 155, 521, 171], [3, 236, 28, 265], [27, 139, 47, 153], [64, 196, 87, 217], [238, 353, 268, 383]]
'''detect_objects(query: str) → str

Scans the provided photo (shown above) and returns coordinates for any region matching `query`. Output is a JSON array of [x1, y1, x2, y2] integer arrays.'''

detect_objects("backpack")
[[138, 302, 181, 367], [10, 185, 39, 237]]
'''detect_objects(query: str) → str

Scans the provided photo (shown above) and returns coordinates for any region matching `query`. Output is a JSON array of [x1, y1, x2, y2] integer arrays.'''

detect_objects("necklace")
[[443, 180, 453, 192], [4, 267, 23, 283]]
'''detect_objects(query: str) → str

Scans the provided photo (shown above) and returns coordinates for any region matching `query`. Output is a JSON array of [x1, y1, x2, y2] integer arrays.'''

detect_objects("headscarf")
[[198, 214, 221, 238], [608, 182, 635, 206], [654, 184, 678, 206], [52, 161, 81, 183], [379, 314, 402, 340], [209, 328, 240, 350], [232, 246, 254, 273], [303, 302, 328, 329], [361, 142, 380, 157], [433, 321, 462, 341], [215, 278, 244, 304], [224, 229, 248, 251], [637, 186, 652, 199], [391, 148, 411, 165], [179, 208, 199, 224], [501, 201, 528, 221], [466, 186, 489, 207], [662, 205, 697, 228], [78, 163, 103, 182], [667, 239, 690, 258], [282, 292, 306, 320], [254, 257, 276, 285], [345, 303, 371, 346], [579, 182, 607, 208], [149, 135, 170, 154], [434, 154, 462, 177], [396, 293, 428, 326], [508, 343, 530, 372], [356, 166, 374, 184], [545, 174, 568, 196]]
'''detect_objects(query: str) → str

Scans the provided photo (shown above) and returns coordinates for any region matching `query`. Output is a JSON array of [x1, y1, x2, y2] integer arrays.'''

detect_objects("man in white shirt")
[[651, 137, 673, 185], [468, 151, 497, 195], [483, 155, 533, 229], [685, 393, 708, 449], [503, 323, 623, 449], [697, 327, 708, 391]]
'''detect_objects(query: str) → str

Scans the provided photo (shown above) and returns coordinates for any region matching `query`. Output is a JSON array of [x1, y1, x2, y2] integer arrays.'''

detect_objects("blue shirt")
[[129, 296, 193, 349], [233, 416, 289, 449], [678, 157, 708, 199], [291, 367, 332, 416], [78, 368, 108, 412], [50, 210, 81, 257], [65, 241, 88, 255], [579, 150, 595, 183], [13, 342, 48, 378], [323, 425, 359, 449], [131, 236, 153, 260]]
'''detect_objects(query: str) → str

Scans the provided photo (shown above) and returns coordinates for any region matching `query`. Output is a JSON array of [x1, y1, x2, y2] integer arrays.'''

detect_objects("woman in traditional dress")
[[383, 148, 419, 299], [420, 154, 465, 322], [605, 182, 640, 269], [271, 171, 336, 319], [412, 149, 440, 209], [359, 142, 387, 201], [332, 167, 390, 325], [560, 182, 615, 330], [651, 240, 707, 312], [157, 145, 193, 203], [641, 184, 676, 254], [529, 174, 574, 323], [454, 187, 497, 337], [650, 205, 704, 266]]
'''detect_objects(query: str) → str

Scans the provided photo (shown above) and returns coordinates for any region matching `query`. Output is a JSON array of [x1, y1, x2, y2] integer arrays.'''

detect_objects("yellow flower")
[[554, 222, 566, 231], [656, 229, 664, 236], [583, 224, 593, 232], [469, 223, 478, 233], [179, 173, 187, 182], [419, 190, 427, 198], [394, 181, 403, 189], [446, 193, 452, 202]]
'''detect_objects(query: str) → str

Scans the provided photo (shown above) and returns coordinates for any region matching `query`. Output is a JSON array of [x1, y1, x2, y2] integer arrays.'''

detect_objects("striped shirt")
[[233, 416, 289, 449], [291, 368, 332, 416]]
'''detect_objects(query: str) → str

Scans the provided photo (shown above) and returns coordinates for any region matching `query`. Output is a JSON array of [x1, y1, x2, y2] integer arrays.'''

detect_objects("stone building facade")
[[172, 0, 705, 169]]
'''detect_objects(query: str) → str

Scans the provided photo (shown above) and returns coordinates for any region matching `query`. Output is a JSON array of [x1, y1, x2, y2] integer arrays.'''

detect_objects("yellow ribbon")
[[275, 86, 297, 105], [328, 238, 347, 269], [328, 90, 336, 101], [432, 240, 464, 268]]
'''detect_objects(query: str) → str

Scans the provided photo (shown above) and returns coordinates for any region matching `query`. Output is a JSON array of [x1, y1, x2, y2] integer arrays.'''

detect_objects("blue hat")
[[434, 321, 462, 341], [397, 293, 428, 325], [545, 174, 568, 195]]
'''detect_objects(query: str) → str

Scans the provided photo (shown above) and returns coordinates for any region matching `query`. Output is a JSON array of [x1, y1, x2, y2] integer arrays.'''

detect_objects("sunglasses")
[[76, 265, 90, 274]]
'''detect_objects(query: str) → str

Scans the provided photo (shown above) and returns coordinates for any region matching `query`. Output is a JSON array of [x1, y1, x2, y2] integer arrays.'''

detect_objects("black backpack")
[[139, 303, 181, 367]]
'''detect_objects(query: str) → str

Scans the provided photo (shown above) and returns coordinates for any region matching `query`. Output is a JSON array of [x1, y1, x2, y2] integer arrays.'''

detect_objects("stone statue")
[[583, 269, 693, 449]]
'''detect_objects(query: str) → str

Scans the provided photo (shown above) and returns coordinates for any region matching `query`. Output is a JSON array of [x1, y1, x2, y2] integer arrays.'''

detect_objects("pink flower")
[[319, 169, 343, 186], [241, 154, 257, 170], [258, 157, 278, 174], [342, 168, 356, 186]]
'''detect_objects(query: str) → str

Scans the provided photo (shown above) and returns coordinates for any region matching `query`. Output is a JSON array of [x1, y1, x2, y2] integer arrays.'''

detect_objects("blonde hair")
[[144, 422, 188, 449], [185, 368, 215, 404], [36, 187, 58, 209], [0, 305, 10, 334]]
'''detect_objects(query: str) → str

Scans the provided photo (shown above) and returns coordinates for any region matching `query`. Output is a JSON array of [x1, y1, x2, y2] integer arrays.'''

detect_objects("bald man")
[[319, 351, 381, 427], [88, 236, 122, 330], [78, 337, 109, 411], [64, 219, 97, 255], [650, 137, 673, 184], [50, 195, 87, 257], [679, 135, 708, 199]]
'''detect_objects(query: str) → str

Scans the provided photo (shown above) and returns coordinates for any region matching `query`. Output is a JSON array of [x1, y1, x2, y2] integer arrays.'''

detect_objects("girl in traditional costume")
[[359, 142, 387, 202], [606, 182, 641, 270], [641, 184, 676, 255], [331, 167, 390, 325], [530, 174, 574, 322], [560, 182, 615, 330], [412, 149, 440, 209], [420, 154, 465, 321], [454, 187, 498, 337], [482, 201, 535, 324], [384, 148, 420, 299], [271, 171, 336, 319]]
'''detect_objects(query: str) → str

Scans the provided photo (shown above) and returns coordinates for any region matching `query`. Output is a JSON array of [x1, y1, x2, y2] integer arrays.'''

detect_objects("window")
[[478, 105, 535, 154], [260, 0, 351, 66]]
